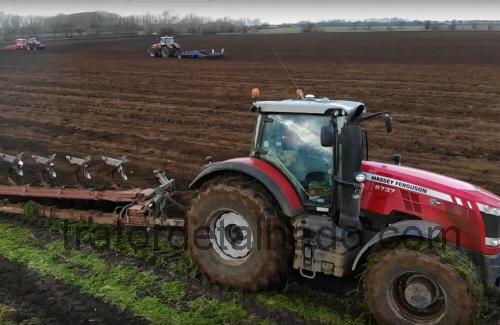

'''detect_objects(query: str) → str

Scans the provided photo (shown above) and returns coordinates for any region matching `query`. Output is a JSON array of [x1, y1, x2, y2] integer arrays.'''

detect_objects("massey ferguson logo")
[[370, 175, 428, 194], [366, 173, 453, 203]]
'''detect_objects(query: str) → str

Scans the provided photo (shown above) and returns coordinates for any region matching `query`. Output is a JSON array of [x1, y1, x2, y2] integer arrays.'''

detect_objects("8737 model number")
[[375, 184, 396, 194]]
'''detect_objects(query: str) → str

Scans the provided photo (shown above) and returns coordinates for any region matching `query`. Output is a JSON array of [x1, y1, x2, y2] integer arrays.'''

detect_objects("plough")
[[0, 152, 24, 185], [66, 155, 92, 183], [101, 155, 129, 189], [0, 152, 130, 188], [32, 154, 57, 186], [0, 151, 184, 228]]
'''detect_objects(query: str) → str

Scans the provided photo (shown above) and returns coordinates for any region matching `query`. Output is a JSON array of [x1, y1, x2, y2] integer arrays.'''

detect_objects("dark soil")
[[0, 31, 498, 193], [0, 255, 146, 325]]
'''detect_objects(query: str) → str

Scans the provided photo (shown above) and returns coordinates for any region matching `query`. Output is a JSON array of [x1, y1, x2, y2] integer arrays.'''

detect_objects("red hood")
[[362, 161, 500, 210]]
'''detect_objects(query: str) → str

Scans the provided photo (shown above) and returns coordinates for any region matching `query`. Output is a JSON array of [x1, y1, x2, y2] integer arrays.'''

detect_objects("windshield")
[[259, 114, 333, 206], [161, 37, 173, 44]]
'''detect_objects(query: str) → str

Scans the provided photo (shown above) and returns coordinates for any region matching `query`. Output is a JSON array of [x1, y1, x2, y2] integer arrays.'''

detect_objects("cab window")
[[258, 114, 333, 206]]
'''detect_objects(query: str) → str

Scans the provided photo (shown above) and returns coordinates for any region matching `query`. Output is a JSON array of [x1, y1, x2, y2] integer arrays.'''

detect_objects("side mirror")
[[321, 125, 335, 147], [393, 154, 401, 165], [385, 114, 393, 133]]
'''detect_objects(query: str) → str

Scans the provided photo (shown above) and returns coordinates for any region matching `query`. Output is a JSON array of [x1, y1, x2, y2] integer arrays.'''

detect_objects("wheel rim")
[[209, 211, 253, 261], [388, 272, 447, 322]]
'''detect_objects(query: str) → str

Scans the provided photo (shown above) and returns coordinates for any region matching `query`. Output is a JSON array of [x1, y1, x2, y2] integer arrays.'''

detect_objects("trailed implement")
[[0, 153, 183, 227], [180, 49, 225, 59]]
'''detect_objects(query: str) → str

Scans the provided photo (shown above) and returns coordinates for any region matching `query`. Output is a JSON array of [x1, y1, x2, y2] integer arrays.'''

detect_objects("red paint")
[[362, 161, 500, 255], [226, 157, 303, 213], [0, 185, 152, 203]]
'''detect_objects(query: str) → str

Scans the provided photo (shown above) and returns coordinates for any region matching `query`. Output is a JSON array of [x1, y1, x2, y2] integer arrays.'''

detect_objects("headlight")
[[485, 237, 500, 248], [479, 203, 500, 246], [477, 203, 500, 217], [355, 173, 367, 183]]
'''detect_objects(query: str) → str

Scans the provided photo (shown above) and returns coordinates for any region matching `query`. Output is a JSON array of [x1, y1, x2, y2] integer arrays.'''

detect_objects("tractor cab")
[[250, 95, 365, 209], [159, 36, 175, 46]]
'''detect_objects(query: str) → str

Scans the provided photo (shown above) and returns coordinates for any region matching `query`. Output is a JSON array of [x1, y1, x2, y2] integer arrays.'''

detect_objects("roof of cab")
[[253, 97, 364, 115]]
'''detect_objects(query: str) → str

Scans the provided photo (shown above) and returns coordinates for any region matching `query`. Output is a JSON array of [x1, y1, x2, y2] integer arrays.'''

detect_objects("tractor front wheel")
[[365, 245, 479, 325], [188, 176, 291, 291], [148, 47, 157, 57]]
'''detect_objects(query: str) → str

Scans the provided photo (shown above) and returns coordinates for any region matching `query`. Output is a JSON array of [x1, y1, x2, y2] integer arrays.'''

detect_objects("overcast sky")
[[1, 0, 499, 23]]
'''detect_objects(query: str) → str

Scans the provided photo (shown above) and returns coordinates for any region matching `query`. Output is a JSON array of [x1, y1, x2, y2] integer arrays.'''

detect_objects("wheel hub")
[[210, 211, 253, 261], [389, 272, 446, 322], [404, 276, 437, 309]]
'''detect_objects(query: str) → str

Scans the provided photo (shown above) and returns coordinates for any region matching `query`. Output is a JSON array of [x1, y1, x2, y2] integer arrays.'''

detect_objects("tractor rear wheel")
[[188, 176, 291, 291], [364, 245, 479, 325], [160, 46, 170, 58]]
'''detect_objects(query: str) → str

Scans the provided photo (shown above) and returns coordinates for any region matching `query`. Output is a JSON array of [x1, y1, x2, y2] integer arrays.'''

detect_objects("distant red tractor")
[[148, 36, 181, 58], [4, 38, 45, 51]]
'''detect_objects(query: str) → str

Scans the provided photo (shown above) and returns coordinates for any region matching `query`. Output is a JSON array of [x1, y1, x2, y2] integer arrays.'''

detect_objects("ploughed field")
[[0, 31, 500, 324], [0, 31, 499, 193]]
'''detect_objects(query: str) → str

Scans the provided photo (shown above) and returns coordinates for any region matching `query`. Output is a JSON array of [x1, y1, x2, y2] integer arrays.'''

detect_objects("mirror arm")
[[358, 111, 391, 122]]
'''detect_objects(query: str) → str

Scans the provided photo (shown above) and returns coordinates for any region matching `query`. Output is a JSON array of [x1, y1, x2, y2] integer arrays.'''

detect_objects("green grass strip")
[[0, 222, 248, 325], [256, 293, 363, 325]]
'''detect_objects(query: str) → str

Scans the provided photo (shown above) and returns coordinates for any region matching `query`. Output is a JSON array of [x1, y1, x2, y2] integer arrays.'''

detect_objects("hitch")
[[0, 152, 24, 185], [32, 154, 57, 186]]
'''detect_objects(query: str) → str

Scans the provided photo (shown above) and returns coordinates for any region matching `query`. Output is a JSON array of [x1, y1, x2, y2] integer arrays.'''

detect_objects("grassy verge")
[[0, 304, 16, 323], [16, 209, 196, 278], [0, 222, 249, 324], [0, 209, 368, 324], [256, 291, 364, 325]]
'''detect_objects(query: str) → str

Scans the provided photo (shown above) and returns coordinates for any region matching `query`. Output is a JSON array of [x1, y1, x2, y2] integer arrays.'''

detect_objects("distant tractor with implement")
[[4, 38, 45, 51], [147, 35, 224, 59], [148, 36, 181, 58], [0, 91, 497, 324]]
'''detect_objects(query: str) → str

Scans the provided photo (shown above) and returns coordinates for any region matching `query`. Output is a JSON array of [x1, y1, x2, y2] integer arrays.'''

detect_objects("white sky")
[[1, 0, 499, 23]]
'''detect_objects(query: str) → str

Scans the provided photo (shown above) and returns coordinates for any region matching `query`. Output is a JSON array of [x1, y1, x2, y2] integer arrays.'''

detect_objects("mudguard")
[[189, 157, 303, 217], [351, 220, 443, 270]]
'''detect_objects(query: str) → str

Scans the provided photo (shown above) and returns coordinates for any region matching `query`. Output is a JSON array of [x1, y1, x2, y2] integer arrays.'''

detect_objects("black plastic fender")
[[351, 220, 443, 271]]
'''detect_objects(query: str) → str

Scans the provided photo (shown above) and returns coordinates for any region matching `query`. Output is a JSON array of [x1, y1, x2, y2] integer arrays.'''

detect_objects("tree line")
[[1, 11, 498, 41], [0, 11, 261, 40]]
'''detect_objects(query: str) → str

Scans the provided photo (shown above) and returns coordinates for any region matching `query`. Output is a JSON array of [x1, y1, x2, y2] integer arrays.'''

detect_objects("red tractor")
[[148, 36, 181, 58], [187, 91, 499, 324], [4, 38, 45, 51], [0, 91, 497, 323]]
